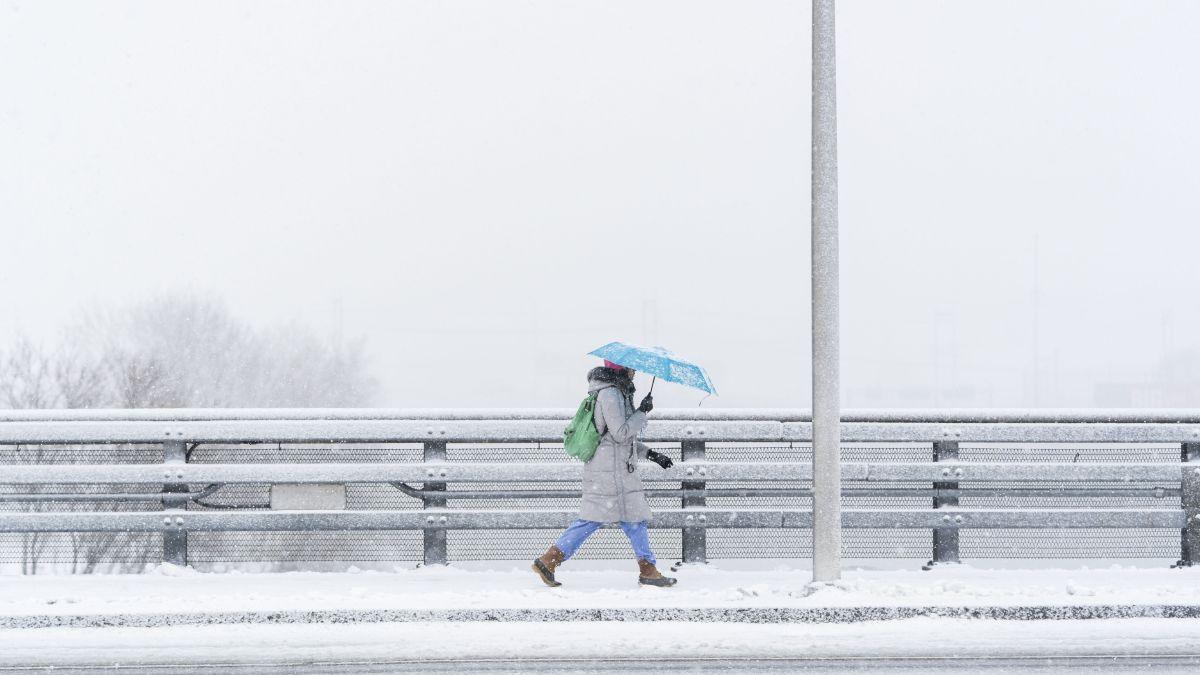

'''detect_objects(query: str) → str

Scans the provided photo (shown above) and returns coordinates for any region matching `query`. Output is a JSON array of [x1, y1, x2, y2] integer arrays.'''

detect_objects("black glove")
[[637, 394, 654, 413], [646, 449, 674, 469]]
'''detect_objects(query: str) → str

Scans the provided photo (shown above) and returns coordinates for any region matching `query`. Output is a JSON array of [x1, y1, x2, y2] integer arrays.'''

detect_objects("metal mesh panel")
[[705, 443, 931, 559], [846, 530, 933, 558], [0, 444, 165, 569], [187, 531, 421, 563], [708, 529, 811, 558], [0, 532, 162, 572], [185, 444, 424, 562], [957, 443, 1180, 558], [961, 529, 1179, 558]]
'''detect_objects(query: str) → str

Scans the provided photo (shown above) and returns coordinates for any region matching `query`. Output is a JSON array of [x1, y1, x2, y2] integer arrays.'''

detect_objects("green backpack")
[[563, 392, 602, 461]]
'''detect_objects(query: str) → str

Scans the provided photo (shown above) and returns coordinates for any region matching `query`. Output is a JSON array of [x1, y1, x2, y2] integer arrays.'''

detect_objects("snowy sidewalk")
[[5, 562, 1200, 669], [2, 560, 1199, 628]]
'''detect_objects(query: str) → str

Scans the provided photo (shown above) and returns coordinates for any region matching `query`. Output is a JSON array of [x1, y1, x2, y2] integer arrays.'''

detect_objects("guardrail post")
[[423, 441, 448, 566], [924, 441, 960, 570], [162, 440, 188, 566], [681, 440, 707, 565], [1176, 442, 1199, 568]]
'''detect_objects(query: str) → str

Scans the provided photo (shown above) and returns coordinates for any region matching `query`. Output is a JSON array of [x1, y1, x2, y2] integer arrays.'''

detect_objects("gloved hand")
[[637, 394, 654, 413], [646, 449, 674, 469]]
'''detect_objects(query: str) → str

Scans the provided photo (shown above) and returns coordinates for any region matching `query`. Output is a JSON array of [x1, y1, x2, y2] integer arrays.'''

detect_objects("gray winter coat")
[[578, 373, 652, 523]]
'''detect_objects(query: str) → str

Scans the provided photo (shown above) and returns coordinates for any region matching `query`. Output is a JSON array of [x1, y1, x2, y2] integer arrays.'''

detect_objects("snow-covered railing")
[[5, 419, 1200, 443], [0, 461, 1186, 484], [0, 508, 1183, 532], [1, 409, 1198, 569], [7, 407, 1200, 423]]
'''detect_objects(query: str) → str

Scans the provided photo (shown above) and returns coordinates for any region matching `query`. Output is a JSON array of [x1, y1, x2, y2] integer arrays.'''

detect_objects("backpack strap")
[[593, 386, 633, 440], [593, 387, 609, 438]]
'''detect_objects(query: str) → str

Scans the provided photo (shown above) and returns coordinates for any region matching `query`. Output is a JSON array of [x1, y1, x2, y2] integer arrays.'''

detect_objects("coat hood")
[[587, 366, 635, 397]]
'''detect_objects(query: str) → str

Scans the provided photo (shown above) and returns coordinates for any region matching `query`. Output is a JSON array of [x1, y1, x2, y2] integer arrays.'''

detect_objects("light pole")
[[811, 0, 842, 583]]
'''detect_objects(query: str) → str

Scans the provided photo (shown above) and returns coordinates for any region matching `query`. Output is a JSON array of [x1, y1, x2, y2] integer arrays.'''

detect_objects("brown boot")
[[638, 558, 677, 587], [532, 546, 565, 587]]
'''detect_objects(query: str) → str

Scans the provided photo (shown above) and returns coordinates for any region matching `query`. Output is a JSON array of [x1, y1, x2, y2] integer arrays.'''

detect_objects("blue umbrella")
[[587, 341, 717, 396]]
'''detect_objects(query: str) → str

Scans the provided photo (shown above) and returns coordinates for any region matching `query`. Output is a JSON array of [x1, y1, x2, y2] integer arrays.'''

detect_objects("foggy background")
[[2, 0, 1198, 409]]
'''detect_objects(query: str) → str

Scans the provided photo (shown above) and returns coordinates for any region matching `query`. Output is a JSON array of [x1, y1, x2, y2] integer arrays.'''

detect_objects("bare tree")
[[1, 292, 377, 573], [78, 293, 376, 408], [0, 337, 59, 409], [53, 335, 108, 409]]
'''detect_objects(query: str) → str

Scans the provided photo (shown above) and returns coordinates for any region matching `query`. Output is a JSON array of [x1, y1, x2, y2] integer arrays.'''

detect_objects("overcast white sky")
[[2, 1, 1198, 408]]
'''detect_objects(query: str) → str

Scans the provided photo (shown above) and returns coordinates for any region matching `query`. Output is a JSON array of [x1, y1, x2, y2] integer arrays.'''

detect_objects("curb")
[[4, 604, 1200, 629]]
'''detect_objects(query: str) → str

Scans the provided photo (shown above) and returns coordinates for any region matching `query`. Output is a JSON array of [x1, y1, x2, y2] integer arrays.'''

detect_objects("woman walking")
[[532, 360, 678, 587]]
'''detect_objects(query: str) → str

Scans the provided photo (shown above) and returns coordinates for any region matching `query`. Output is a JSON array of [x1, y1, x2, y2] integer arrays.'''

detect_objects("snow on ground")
[[3, 618, 1200, 668], [2, 560, 1198, 618]]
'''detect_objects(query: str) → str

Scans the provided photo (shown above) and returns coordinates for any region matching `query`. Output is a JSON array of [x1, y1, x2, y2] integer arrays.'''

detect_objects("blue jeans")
[[554, 519, 656, 565]]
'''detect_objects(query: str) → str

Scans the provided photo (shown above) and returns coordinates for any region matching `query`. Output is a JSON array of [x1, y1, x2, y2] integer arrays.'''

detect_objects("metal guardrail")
[[6, 420, 1200, 443], [0, 461, 1186, 484], [7, 407, 1200, 422], [1, 410, 1198, 569], [0, 509, 1185, 532]]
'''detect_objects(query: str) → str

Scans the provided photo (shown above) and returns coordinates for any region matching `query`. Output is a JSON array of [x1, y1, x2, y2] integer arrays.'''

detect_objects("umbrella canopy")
[[587, 341, 717, 395]]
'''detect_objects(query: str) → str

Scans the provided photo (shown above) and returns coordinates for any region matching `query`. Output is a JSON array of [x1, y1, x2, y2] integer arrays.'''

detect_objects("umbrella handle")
[[648, 376, 656, 397]]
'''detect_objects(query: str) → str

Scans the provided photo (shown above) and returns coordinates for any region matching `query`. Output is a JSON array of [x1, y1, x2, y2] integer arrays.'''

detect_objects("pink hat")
[[603, 360, 625, 371]]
